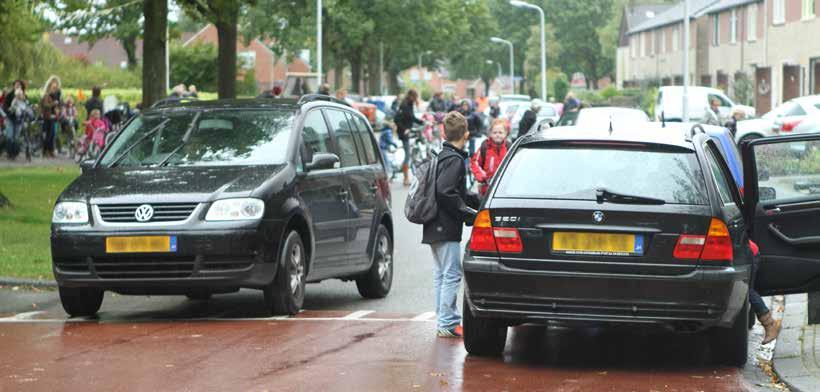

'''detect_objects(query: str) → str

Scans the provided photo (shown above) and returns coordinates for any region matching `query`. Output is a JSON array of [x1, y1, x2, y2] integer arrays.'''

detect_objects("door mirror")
[[306, 152, 340, 171], [80, 159, 95, 174], [759, 186, 777, 201]]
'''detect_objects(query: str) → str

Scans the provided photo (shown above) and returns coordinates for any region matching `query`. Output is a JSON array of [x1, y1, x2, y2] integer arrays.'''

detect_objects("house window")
[[238, 51, 256, 69], [641, 33, 647, 57], [803, 0, 816, 19], [649, 31, 655, 56], [712, 14, 720, 46], [660, 29, 667, 53], [730, 9, 738, 43], [773, 0, 785, 24], [630, 36, 637, 58], [672, 26, 680, 51], [748, 4, 758, 41]]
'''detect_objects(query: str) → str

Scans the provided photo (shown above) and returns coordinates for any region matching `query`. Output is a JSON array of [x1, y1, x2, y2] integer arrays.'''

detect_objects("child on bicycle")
[[470, 119, 510, 196], [85, 109, 110, 151]]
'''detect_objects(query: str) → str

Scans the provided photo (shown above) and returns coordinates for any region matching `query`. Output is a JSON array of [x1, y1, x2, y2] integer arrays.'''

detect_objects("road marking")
[[341, 310, 375, 319], [0, 311, 45, 322], [412, 312, 436, 321]]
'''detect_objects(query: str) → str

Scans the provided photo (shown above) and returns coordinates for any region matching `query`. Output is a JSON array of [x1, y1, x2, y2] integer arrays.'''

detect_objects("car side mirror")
[[306, 152, 340, 171], [80, 159, 96, 174], [760, 186, 777, 201]]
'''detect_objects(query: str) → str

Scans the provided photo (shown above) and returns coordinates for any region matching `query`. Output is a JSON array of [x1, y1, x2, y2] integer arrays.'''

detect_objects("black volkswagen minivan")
[[51, 96, 393, 317]]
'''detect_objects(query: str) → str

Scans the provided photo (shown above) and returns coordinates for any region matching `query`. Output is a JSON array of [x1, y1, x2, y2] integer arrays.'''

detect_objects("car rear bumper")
[[51, 227, 279, 294], [463, 255, 751, 331]]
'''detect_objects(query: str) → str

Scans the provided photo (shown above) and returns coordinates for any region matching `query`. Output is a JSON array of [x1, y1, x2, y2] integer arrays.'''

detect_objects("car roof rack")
[[298, 94, 351, 107], [151, 97, 200, 108]]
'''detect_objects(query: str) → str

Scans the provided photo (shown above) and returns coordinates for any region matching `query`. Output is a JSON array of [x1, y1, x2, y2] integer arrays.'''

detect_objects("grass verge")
[[0, 165, 80, 279]]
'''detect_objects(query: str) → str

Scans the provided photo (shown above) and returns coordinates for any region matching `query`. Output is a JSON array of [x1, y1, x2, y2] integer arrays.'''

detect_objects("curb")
[[0, 277, 57, 288], [771, 294, 819, 392]]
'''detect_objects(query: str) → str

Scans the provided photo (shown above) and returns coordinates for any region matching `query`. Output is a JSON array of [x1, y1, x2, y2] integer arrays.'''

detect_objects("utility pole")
[[317, 0, 322, 86], [682, 0, 690, 122]]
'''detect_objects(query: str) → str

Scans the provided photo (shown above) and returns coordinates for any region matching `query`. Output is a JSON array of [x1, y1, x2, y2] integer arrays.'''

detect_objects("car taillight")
[[781, 119, 802, 132], [673, 218, 733, 262], [700, 218, 733, 261], [468, 210, 523, 253]]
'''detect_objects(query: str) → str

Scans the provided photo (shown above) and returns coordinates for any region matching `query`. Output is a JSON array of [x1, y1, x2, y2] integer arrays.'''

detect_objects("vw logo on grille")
[[134, 204, 154, 222], [592, 211, 605, 224]]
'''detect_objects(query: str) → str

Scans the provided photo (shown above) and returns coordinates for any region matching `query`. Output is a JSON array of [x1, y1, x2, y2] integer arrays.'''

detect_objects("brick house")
[[48, 32, 145, 69], [617, 0, 820, 114]]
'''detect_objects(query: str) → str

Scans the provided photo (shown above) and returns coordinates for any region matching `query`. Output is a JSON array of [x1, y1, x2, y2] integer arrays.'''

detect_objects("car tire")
[[186, 292, 212, 301], [264, 230, 306, 316], [709, 300, 749, 367], [58, 286, 104, 317], [463, 294, 507, 357], [355, 224, 393, 299]]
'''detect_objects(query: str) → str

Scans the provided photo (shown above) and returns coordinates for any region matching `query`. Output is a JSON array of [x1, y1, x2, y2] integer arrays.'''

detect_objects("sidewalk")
[[773, 293, 820, 392], [0, 156, 75, 168]]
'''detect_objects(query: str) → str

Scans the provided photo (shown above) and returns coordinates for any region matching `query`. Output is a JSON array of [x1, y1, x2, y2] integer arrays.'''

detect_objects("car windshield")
[[495, 145, 708, 205], [99, 109, 295, 167]]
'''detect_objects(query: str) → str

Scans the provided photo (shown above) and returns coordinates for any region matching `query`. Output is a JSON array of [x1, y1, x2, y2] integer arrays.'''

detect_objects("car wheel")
[[355, 225, 393, 299], [463, 294, 507, 357], [709, 300, 749, 367], [58, 286, 104, 317], [264, 230, 306, 315], [186, 292, 212, 301]]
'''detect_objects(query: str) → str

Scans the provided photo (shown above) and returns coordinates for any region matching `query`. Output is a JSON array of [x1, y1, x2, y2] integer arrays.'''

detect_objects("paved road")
[[0, 183, 785, 391]]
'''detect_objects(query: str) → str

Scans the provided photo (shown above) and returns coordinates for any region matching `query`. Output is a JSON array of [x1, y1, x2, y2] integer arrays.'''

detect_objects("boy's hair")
[[444, 111, 468, 142]]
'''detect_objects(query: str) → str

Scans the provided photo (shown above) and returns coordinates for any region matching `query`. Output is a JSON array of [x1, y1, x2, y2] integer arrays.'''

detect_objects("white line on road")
[[411, 312, 436, 321], [341, 310, 375, 319]]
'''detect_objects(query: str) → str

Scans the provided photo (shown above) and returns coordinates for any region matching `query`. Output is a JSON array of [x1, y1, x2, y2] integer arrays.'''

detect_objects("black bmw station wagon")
[[51, 96, 393, 317]]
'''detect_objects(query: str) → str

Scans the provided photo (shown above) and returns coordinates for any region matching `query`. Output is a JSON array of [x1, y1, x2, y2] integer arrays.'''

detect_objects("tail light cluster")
[[780, 119, 802, 132], [673, 218, 733, 262], [469, 210, 523, 253]]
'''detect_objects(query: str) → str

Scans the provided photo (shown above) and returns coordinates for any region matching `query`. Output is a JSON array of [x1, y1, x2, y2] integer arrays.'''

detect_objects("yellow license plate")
[[552, 232, 643, 256], [105, 236, 177, 253]]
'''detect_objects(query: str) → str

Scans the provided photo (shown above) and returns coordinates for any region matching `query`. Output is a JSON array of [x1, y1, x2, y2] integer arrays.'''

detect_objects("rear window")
[[495, 145, 709, 205]]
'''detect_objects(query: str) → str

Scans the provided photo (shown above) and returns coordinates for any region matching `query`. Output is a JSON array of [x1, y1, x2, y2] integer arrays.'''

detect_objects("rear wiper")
[[108, 119, 171, 168], [595, 188, 665, 205], [157, 112, 201, 167]]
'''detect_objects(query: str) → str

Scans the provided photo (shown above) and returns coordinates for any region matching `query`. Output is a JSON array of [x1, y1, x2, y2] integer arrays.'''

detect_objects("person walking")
[[704, 98, 722, 126], [40, 76, 62, 158], [85, 86, 103, 120], [517, 99, 541, 137], [395, 89, 424, 185], [471, 119, 510, 196], [428, 92, 448, 113], [3, 81, 30, 159], [749, 240, 782, 344], [422, 111, 480, 338], [725, 107, 745, 137], [563, 91, 580, 113]]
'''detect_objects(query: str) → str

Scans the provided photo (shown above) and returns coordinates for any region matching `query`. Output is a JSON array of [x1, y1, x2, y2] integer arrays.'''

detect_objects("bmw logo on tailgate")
[[134, 204, 155, 222], [592, 211, 605, 224]]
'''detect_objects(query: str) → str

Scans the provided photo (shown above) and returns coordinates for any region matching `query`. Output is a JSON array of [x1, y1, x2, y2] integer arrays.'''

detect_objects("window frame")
[[773, 0, 785, 24], [323, 108, 364, 168], [300, 108, 337, 167], [350, 114, 380, 165], [712, 14, 720, 46], [730, 9, 738, 44], [703, 141, 742, 207], [748, 3, 758, 41], [803, 0, 816, 20]]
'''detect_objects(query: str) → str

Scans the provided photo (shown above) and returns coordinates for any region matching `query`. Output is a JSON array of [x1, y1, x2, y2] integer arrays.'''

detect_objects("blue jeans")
[[430, 241, 463, 330]]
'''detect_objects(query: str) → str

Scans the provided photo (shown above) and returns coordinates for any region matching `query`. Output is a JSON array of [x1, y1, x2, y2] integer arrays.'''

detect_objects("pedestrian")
[[471, 119, 510, 196], [3, 81, 30, 159], [428, 92, 448, 113], [704, 98, 722, 126], [168, 84, 187, 100], [59, 96, 78, 152], [563, 91, 580, 113], [725, 107, 745, 137], [378, 122, 398, 180], [456, 99, 479, 155], [85, 86, 103, 120], [84, 108, 109, 151], [518, 99, 541, 137], [749, 240, 782, 344], [187, 85, 199, 98], [422, 111, 480, 338], [317, 83, 331, 96], [395, 89, 424, 185], [489, 100, 500, 120], [40, 75, 62, 158]]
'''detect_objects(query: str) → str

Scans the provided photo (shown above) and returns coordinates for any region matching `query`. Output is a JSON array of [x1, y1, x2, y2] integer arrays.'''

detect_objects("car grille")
[[97, 203, 198, 223], [91, 255, 196, 279]]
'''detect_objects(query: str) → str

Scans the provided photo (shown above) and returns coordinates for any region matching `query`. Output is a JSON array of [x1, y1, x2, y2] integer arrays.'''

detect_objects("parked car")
[[498, 94, 531, 120], [736, 95, 820, 142], [555, 106, 649, 128], [462, 122, 820, 367], [655, 86, 755, 123], [51, 96, 394, 317]]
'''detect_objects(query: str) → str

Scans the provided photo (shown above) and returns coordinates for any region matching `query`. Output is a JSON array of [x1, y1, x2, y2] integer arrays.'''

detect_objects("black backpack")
[[404, 153, 438, 224]]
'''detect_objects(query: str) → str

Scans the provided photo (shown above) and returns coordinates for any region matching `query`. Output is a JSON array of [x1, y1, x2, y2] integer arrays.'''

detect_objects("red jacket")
[[471, 139, 509, 195]]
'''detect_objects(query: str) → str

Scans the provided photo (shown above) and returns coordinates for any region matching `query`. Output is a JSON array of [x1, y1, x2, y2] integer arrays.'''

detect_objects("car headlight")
[[205, 198, 265, 221], [52, 202, 89, 224]]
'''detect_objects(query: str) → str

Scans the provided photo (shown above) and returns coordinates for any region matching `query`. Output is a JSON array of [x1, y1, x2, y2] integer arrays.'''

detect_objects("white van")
[[655, 86, 755, 123]]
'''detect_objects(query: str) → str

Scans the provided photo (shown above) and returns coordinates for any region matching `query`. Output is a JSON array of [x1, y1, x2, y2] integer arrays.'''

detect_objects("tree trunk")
[[367, 47, 379, 96], [142, 0, 167, 107], [121, 35, 138, 69], [387, 69, 400, 95], [483, 78, 491, 97], [333, 64, 344, 91], [215, 8, 239, 99], [349, 52, 362, 94]]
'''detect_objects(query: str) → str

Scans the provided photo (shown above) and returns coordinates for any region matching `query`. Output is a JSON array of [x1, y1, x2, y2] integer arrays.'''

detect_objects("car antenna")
[[608, 115, 614, 135], [661, 111, 666, 128]]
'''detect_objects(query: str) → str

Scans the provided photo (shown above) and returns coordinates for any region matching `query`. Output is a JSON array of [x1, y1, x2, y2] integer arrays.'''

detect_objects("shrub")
[[552, 77, 569, 102], [170, 42, 218, 92], [599, 86, 620, 100]]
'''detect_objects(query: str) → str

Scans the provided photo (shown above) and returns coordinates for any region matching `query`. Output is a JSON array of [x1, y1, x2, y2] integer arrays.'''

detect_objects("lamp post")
[[682, 0, 690, 122], [490, 37, 514, 94], [317, 0, 322, 86], [510, 0, 546, 100]]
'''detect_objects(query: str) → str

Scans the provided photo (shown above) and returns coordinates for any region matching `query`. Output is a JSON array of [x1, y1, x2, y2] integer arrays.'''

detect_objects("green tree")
[[54, 0, 143, 69], [170, 43, 219, 91], [546, 0, 614, 89], [0, 0, 46, 80]]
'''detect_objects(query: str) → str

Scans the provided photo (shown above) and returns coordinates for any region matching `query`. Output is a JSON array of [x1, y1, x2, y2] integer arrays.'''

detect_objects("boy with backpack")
[[421, 111, 480, 338]]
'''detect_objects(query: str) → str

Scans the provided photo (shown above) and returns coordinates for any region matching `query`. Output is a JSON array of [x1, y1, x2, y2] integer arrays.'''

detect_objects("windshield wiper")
[[595, 187, 666, 205], [108, 119, 171, 168], [157, 112, 201, 167]]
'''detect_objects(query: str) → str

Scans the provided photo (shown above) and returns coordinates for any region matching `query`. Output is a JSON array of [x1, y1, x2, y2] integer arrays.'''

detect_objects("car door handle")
[[768, 224, 820, 246]]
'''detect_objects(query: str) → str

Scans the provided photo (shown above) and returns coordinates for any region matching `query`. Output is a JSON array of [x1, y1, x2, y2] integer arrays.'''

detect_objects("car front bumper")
[[463, 255, 751, 331]]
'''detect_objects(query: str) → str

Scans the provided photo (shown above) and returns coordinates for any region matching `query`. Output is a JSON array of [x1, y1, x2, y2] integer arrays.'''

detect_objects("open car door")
[[742, 134, 820, 295]]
